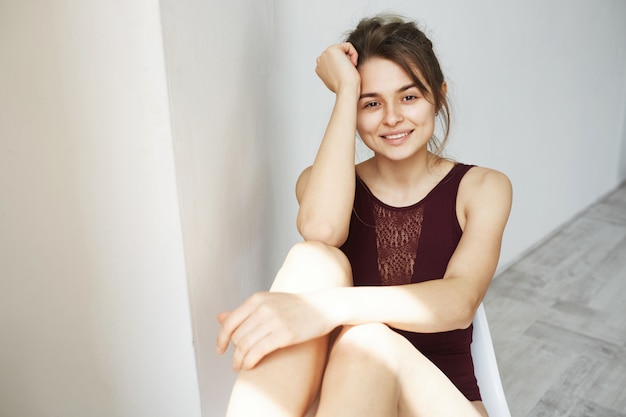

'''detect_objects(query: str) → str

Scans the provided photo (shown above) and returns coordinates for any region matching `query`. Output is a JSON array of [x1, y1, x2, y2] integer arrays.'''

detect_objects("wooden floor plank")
[[485, 181, 626, 416]]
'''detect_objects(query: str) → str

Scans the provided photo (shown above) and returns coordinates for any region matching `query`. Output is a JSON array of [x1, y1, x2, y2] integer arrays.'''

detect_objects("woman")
[[217, 15, 512, 417]]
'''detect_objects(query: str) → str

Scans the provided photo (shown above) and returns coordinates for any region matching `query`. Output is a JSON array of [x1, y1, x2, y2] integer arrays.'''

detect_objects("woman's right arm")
[[296, 43, 361, 247]]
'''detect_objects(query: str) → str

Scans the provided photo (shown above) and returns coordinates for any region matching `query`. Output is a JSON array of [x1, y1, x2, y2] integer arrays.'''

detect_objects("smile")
[[381, 131, 412, 140]]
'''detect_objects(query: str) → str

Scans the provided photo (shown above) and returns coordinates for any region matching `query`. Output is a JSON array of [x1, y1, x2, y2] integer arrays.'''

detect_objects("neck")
[[373, 149, 435, 187], [362, 150, 448, 207]]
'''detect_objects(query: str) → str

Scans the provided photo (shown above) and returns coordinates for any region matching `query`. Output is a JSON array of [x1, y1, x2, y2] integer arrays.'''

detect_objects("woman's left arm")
[[323, 167, 513, 333], [217, 168, 512, 369]]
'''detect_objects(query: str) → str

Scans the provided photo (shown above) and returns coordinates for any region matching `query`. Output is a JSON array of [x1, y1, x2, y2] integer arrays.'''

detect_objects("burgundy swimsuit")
[[340, 163, 481, 401]]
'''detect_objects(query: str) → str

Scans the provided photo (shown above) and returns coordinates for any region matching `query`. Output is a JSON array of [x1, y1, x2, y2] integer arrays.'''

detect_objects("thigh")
[[395, 339, 487, 417], [316, 323, 486, 417], [314, 323, 402, 417], [346, 326, 486, 417]]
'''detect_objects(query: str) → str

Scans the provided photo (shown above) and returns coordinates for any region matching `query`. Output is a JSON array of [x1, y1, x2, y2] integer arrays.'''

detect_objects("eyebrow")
[[359, 83, 419, 100]]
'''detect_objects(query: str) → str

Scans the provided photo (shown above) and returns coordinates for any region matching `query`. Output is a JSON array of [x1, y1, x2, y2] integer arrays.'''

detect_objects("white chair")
[[471, 303, 511, 417]]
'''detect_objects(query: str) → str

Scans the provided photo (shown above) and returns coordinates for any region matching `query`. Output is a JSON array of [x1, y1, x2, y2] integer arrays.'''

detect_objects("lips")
[[383, 132, 409, 140], [381, 130, 413, 142]]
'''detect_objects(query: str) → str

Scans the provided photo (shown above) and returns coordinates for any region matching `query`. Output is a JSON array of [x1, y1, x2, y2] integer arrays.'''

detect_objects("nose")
[[383, 102, 403, 126]]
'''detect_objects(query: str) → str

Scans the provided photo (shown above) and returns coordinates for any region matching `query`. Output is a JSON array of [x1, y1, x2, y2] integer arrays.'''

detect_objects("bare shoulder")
[[462, 166, 512, 196], [458, 166, 512, 228]]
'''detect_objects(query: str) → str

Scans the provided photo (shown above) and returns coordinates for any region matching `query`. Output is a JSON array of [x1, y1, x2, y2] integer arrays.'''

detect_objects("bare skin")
[[217, 42, 512, 416]]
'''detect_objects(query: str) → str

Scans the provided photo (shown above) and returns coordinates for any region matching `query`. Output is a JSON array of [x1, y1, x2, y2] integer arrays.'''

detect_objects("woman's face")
[[356, 57, 438, 161]]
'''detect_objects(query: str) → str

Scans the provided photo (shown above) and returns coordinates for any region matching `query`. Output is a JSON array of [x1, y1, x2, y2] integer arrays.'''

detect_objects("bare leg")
[[225, 242, 352, 417], [314, 323, 401, 417], [315, 323, 488, 417]]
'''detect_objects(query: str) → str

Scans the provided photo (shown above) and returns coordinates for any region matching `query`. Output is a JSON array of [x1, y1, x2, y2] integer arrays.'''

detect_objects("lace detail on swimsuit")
[[373, 203, 424, 285]]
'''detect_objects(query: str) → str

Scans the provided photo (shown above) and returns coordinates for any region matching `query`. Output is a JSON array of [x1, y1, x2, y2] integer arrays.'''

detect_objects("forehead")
[[358, 57, 422, 93]]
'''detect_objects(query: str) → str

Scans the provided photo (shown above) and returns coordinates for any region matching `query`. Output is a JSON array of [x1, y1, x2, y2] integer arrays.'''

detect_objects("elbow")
[[448, 312, 474, 332], [456, 299, 482, 330], [297, 219, 348, 248], [444, 278, 484, 330], [457, 312, 475, 330], [443, 291, 481, 331]]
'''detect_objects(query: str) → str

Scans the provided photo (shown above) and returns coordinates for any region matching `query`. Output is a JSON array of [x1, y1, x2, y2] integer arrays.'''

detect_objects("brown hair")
[[346, 15, 450, 155]]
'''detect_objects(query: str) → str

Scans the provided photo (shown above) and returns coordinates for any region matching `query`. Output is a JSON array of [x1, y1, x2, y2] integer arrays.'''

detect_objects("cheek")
[[408, 103, 436, 122], [356, 112, 378, 135]]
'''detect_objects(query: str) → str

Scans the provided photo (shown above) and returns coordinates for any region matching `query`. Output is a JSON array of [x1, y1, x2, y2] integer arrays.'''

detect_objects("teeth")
[[384, 132, 408, 140]]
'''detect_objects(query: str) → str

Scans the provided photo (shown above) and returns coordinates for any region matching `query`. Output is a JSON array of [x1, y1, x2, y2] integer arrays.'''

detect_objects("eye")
[[402, 95, 419, 102], [363, 101, 380, 109]]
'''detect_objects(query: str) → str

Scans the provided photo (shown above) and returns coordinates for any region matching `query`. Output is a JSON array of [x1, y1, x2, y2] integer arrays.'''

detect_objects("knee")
[[272, 241, 353, 293], [286, 242, 352, 280], [328, 323, 402, 370]]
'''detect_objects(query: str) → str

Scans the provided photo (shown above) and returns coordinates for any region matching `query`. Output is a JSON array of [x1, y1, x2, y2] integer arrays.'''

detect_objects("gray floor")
[[484, 182, 626, 417]]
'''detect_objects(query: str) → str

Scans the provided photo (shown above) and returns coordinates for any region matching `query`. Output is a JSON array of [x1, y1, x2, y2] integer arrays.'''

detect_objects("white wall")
[[0, 1, 200, 416], [269, 0, 626, 271], [1, 1, 625, 417], [158, 0, 275, 414]]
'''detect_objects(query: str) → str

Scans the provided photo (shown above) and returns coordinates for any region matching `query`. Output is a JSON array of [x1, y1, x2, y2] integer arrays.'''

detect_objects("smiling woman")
[[356, 58, 438, 168], [217, 14, 512, 417], [348, 15, 451, 157]]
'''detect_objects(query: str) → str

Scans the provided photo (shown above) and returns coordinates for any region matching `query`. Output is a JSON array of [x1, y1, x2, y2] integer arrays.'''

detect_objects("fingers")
[[330, 42, 358, 63], [240, 333, 278, 370], [216, 301, 253, 354], [216, 292, 318, 371], [230, 322, 275, 371], [340, 42, 359, 66], [315, 42, 360, 93], [317, 42, 359, 68], [217, 311, 230, 324], [216, 293, 282, 370], [228, 295, 293, 370]]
